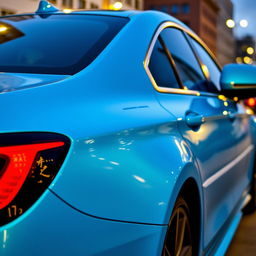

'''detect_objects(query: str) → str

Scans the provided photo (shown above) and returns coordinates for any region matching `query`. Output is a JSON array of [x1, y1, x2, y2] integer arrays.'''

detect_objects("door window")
[[160, 28, 207, 91], [148, 38, 180, 89], [190, 38, 221, 91]]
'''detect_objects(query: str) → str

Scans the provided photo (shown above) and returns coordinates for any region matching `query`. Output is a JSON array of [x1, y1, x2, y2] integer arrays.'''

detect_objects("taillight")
[[0, 133, 70, 227]]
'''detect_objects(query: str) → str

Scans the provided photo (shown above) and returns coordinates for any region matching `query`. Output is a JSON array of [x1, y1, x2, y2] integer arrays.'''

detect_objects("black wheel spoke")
[[180, 245, 193, 256], [175, 209, 187, 256], [164, 245, 172, 256], [163, 197, 194, 256]]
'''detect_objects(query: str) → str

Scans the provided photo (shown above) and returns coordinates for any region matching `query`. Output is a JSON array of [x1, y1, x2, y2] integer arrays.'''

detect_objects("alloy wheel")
[[163, 197, 193, 256]]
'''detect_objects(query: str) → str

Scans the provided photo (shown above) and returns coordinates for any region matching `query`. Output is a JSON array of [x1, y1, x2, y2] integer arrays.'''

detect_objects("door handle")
[[185, 112, 205, 128]]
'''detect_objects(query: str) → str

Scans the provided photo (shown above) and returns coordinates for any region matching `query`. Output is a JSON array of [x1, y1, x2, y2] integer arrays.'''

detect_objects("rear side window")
[[160, 28, 207, 91], [0, 14, 128, 75], [148, 38, 180, 89]]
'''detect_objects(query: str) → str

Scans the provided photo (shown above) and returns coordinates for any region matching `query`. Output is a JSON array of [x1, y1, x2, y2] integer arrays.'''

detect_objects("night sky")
[[232, 0, 256, 38]]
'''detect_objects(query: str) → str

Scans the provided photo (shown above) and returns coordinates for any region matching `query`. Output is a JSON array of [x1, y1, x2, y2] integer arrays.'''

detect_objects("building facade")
[[0, 0, 143, 15], [144, 0, 219, 54], [213, 0, 235, 65]]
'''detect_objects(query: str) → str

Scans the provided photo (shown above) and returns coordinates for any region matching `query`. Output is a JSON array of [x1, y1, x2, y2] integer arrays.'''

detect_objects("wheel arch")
[[163, 164, 204, 254], [180, 178, 202, 255]]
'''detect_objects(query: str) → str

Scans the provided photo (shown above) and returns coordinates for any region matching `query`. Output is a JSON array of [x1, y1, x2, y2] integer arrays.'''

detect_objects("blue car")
[[0, 1, 256, 255]]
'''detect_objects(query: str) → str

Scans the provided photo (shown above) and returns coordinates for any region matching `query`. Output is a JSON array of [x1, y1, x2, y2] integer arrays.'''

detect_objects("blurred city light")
[[236, 57, 242, 63], [240, 19, 249, 28], [112, 2, 123, 10], [247, 98, 256, 107], [246, 47, 254, 55], [243, 56, 253, 64], [63, 9, 73, 13], [0, 26, 7, 33], [226, 19, 235, 28]]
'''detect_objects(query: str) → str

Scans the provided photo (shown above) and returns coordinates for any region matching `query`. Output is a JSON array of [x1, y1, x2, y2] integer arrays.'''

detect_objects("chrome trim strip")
[[203, 145, 254, 188], [199, 92, 219, 97], [144, 21, 219, 97], [154, 86, 200, 96], [177, 113, 250, 123], [242, 194, 252, 209], [235, 84, 256, 88], [144, 22, 201, 96], [204, 115, 229, 122]]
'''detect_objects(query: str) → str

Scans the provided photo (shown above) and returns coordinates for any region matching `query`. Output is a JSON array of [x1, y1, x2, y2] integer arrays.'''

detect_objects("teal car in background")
[[0, 1, 256, 255]]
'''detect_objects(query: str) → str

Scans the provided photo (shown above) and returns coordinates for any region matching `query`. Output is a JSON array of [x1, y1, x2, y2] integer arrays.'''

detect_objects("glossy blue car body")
[[0, 7, 255, 256]]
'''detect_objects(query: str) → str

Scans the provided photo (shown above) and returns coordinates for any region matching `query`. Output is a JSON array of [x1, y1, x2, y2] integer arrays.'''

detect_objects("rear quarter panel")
[[0, 11, 203, 225]]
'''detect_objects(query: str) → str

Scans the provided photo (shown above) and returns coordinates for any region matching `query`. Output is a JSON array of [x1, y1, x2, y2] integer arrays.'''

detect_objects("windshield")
[[0, 14, 128, 75]]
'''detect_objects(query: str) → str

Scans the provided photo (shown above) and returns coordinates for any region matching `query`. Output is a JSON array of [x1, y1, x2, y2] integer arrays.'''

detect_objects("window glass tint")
[[191, 38, 221, 91], [0, 14, 128, 75], [148, 39, 179, 89], [160, 28, 207, 91]]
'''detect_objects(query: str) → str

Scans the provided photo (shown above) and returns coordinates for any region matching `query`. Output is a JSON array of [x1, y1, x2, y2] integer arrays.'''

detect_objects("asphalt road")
[[225, 212, 256, 255]]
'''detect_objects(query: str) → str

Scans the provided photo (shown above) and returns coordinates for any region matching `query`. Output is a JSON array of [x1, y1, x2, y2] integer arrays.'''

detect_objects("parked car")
[[0, 1, 256, 255]]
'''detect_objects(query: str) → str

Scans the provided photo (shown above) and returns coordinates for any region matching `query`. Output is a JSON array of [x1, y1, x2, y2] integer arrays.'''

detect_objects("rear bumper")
[[0, 189, 167, 256]]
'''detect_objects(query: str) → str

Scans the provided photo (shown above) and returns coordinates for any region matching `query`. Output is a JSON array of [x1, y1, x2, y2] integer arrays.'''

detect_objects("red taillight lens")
[[0, 142, 64, 210], [0, 133, 70, 227]]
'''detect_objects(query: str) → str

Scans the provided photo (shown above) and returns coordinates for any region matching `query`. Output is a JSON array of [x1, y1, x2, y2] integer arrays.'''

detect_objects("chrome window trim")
[[144, 21, 220, 97]]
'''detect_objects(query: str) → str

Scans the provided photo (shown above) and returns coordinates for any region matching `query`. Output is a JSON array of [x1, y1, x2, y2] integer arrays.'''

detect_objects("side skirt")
[[203, 192, 249, 256], [213, 212, 242, 256]]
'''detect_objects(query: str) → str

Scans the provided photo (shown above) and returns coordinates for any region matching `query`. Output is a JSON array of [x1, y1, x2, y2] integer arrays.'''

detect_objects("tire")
[[162, 196, 195, 256], [243, 170, 256, 214]]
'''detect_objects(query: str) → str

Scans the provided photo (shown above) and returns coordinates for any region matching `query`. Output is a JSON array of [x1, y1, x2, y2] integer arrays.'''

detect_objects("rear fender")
[[50, 124, 203, 226]]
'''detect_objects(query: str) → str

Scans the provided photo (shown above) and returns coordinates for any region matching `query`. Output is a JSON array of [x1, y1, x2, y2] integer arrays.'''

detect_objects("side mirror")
[[220, 64, 256, 99]]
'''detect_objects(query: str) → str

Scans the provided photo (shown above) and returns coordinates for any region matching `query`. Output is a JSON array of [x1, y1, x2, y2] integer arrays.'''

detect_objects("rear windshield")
[[0, 14, 128, 75]]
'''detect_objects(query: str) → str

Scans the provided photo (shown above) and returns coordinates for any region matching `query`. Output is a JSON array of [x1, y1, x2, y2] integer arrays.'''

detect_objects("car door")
[[145, 23, 254, 249], [188, 36, 255, 247]]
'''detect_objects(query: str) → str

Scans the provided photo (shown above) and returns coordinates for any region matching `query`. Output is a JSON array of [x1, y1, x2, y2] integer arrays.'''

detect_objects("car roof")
[[0, 9, 194, 43], [0, 10, 139, 19], [72, 9, 141, 17], [72, 10, 189, 25], [0, 9, 188, 28]]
